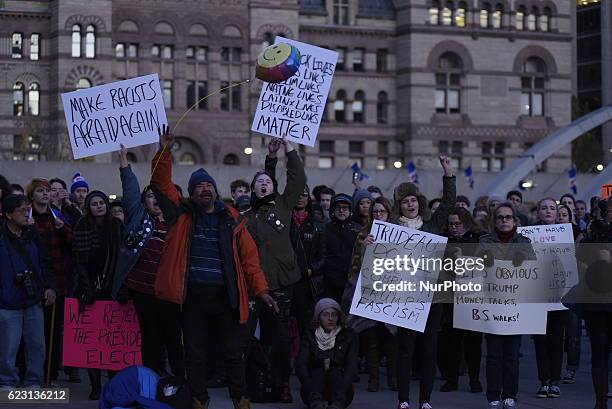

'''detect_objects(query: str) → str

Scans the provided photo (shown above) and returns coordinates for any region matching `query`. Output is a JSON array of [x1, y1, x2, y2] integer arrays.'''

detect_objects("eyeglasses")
[[496, 215, 514, 221], [372, 209, 388, 214], [448, 222, 463, 227], [335, 206, 350, 212]]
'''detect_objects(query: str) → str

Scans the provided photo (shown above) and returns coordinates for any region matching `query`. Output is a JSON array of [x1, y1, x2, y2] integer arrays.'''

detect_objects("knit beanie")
[[70, 173, 89, 194], [352, 189, 372, 214], [84, 190, 110, 215], [330, 193, 352, 214], [26, 178, 51, 200], [188, 168, 218, 196], [314, 298, 344, 322]]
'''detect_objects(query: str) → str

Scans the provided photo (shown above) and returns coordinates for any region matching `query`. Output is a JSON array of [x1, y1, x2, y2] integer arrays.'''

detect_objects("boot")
[[87, 369, 101, 400], [192, 397, 210, 409], [592, 368, 608, 409], [365, 336, 380, 392], [232, 396, 250, 409]]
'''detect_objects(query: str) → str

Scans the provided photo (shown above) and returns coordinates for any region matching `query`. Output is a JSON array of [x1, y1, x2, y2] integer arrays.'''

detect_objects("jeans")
[[0, 304, 45, 387], [565, 311, 582, 371], [131, 290, 185, 377], [182, 286, 248, 402], [442, 328, 483, 383], [43, 297, 64, 382], [486, 334, 522, 402], [533, 310, 566, 383], [300, 367, 354, 408]]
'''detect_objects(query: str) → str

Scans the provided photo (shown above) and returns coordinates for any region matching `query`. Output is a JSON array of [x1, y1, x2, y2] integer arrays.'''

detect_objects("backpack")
[[246, 337, 275, 403]]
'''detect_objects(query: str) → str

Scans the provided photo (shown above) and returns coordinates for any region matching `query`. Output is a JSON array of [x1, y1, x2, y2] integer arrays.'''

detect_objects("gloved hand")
[[512, 251, 525, 267], [481, 250, 494, 268]]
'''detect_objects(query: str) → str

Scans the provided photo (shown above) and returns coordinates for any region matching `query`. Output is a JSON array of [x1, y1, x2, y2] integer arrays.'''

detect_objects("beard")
[[192, 192, 214, 208]]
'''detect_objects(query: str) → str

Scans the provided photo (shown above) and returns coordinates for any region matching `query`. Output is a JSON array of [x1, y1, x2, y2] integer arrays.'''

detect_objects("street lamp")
[[244, 147, 253, 155], [596, 164, 604, 172], [393, 160, 403, 169]]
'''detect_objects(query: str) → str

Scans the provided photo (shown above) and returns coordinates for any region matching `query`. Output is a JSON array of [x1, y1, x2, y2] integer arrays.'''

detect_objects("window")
[[179, 153, 196, 165], [221, 47, 241, 62], [480, 4, 491, 28], [353, 48, 364, 71], [376, 158, 387, 170], [85, 25, 96, 58], [516, 6, 526, 30], [71, 25, 81, 57], [435, 52, 462, 114], [430, 1, 440, 24], [376, 49, 388, 72], [220, 81, 241, 111], [231, 82, 241, 111], [540, 7, 551, 31], [152, 45, 160, 58], [318, 157, 334, 168], [349, 141, 363, 154], [115, 43, 125, 58], [334, 90, 347, 122], [333, 0, 349, 25], [13, 135, 41, 161], [451, 140, 463, 169], [377, 91, 388, 124], [455, 2, 467, 27], [438, 140, 449, 154], [11, 33, 22, 59], [13, 82, 24, 116], [337, 48, 346, 71], [520, 57, 546, 116], [186, 80, 208, 110], [187, 46, 206, 61], [494, 141, 505, 154], [353, 91, 365, 123], [162, 45, 173, 59], [30, 34, 40, 60], [442, 2, 453, 26], [481, 141, 504, 171], [377, 141, 388, 170], [76, 78, 92, 89], [127, 44, 138, 58], [319, 140, 335, 154], [223, 154, 239, 165], [163, 80, 173, 109], [527, 7, 538, 31], [493, 4, 503, 29], [28, 83, 39, 116]]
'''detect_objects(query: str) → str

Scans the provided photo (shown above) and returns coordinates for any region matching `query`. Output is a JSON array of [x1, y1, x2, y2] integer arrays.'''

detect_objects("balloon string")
[[151, 79, 252, 177]]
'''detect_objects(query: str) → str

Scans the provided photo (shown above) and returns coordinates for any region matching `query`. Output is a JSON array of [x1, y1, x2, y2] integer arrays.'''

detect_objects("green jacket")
[[245, 150, 306, 290]]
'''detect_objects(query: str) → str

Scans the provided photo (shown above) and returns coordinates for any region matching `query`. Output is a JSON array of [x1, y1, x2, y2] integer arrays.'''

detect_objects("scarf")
[[398, 215, 424, 230], [495, 226, 517, 243], [250, 193, 276, 210], [292, 210, 309, 229], [315, 325, 342, 351]]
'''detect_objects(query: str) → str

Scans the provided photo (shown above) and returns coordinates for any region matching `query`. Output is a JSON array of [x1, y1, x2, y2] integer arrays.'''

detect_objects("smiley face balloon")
[[256, 43, 301, 83]]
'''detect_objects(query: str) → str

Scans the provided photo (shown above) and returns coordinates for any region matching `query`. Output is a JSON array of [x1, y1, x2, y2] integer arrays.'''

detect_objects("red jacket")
[[150, 148, 269, 323]]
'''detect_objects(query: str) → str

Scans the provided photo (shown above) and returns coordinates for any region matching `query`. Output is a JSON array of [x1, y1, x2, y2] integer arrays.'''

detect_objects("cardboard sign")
[[62, 298, 142, 370], [453, 260, 549, 335], [350, 221, 447, 332], [518, 223, 578, 311], [61, 74, 167, 159], [602, 184, 612, 200], [251, 37, 338, 147]]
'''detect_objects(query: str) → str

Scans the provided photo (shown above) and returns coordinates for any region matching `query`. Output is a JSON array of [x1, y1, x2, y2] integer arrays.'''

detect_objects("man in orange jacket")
[[150, 125, 278, 409]]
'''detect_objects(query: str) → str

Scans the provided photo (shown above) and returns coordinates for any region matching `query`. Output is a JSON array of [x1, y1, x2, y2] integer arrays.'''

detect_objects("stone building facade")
[[0, 0, 573, 174]]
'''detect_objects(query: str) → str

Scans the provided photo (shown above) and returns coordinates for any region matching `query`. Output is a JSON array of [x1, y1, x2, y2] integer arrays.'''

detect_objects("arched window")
[[377, 91, 388, 124], [76, 78, 92, 90], [28, 83, 40, 116], [480, 3, 491, 28], [429, 0, 440, 25], [13, 82, 25, 116], [493, 4, 503, 29], [442, 2, 453, 26], [223, 153, 239, 165], [85, 25, 96, 58], [455, 2, 467, 27], [435, 52, 463, 114], [262, 32, 275, 50], [71, 24, 81, 57], [520, 57, 546, 116], [527, 7, 538, 31], [179, 153, 196, 165], [353, 90, 365, 123], [516, 6, 527, 30], [540, 7, 551, 31], [334, 90, 347, 122]]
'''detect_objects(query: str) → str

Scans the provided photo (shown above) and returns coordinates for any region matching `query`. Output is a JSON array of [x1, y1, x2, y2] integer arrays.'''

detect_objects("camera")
[[15, 270, 35, 297]]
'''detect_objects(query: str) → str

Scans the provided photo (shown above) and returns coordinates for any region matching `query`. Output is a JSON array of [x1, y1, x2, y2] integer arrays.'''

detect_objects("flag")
[[405, 161, 419, 184], [350, 162, 370, 181], [568, 165, 577, 195], [464, 165, 474, 189]]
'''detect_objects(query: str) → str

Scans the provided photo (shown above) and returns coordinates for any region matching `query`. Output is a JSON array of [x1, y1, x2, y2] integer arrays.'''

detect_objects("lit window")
[[353, 91, 365, 123], [152, 45, 160, 58], [318, 157, 334, 168], [516, 7, 526, 30], [480, 5, 490, 28], [527, 8, 537, 31], [337, 48, 346, 70], [455, 3, 467, 27], [429, 1, 440, 24], [376, 158, 387, 170], [442, 4, 452, 26], [334, 90, 347, 122], [127, 44, 138, 58], [179, 153, 196, 165], [195, 47, 207, 62], [353, 48, 364, 71], [30, 34, 40, 60], [115, 43, 125, 58], [493, 5, 503, 29], [162, 45, 173, 59], [13, 82, 25, 116], [12, 33, 22, 59], [71, 25, 81, 57], [28, 83, 40, 116], [163, 80, 173, 108], [85, 25, 96, 58], [540, 8, 551, 31], [520, 57, 546, 116], [76, 78, 92, 90]]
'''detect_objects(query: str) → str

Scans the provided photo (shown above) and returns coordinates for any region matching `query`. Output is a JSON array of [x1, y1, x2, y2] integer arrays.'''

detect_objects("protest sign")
[[61, 74, 167, 159], [251, 37, 338, 147], [350, 221, 447, 332], [518, 223, 578, 310], [602, 184, 612, 200], [453, 259, 549, 335], [62, 298, 142, 370]]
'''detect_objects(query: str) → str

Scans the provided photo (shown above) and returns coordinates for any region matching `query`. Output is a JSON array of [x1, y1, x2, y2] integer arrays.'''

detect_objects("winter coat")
[[150, 148, 269, 324], [320, 219, 362, 290]]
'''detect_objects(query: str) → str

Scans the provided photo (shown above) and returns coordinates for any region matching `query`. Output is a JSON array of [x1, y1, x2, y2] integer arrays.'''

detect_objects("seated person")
[[296, 298, 358, 409]]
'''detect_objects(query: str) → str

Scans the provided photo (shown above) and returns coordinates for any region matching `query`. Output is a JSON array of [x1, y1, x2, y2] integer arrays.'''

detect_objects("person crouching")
[[296, 298, 358, 409]]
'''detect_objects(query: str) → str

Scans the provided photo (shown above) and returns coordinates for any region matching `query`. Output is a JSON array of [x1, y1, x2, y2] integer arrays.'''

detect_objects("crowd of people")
[[0, 125, 611, 409]]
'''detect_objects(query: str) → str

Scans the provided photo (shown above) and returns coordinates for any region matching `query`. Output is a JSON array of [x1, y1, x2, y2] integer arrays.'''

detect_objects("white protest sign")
[[453, 259, 548, 335], [251, 37, 338, 147], [350, 220, 447, 332], [518, 223, 578, 311], [61, 74, 167, 159]]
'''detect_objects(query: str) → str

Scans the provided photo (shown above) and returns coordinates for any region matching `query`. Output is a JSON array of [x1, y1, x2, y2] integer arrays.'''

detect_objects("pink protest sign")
[[62, 297, 142, 370]]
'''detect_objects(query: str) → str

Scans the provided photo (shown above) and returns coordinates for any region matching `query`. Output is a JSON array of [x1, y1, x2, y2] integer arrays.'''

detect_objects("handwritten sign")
[[62, 298, 142, 370], [61, 74, 167, 159], [350, 221, 447, 332], [518, 223, 577, 311], [453, 260, 548, 335], [251, 37, 337, 147], [602, 184, 612, 200]]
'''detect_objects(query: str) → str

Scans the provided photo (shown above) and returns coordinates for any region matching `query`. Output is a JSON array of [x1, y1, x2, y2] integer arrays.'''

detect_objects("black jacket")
[[290, 215, 324, 278], [320, 219, 362, 289]]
